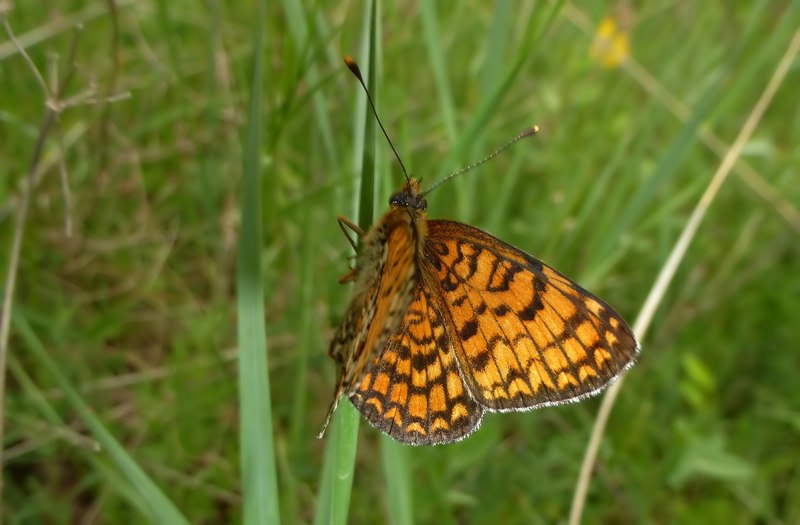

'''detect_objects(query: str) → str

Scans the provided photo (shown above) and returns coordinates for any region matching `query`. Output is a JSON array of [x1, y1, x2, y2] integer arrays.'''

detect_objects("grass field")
[[2, 1, 800, 523]]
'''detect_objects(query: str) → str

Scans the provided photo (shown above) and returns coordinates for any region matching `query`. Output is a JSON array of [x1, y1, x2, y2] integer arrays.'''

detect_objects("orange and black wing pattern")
[[324, 176, 639, 445], [321, 209, 420, 436], [350, 283, 483, 445], [423, 220, 639, 412]]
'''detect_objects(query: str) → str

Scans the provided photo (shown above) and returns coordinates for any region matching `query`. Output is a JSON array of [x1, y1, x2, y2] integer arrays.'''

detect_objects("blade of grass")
[[315, 2, 378, 524], [0, 18, 75, 509], [367, 7, 414, 525], [314, 404, 360, 525], [198, 0, 227, 235], [0, 0, 137, 61], [281, 5, 340, 518], [424, 7, 547, 219], [285, 206, 320, 524], [419, 1, 457, 145], [355, 1, 379, 229], [7, 354, 151, 517], [237, 0, 280, 522], [381, 436, 413, 525], [280, 0, 338, 169], [13, 313, 188, 523], [474, 0, 514, 166], [584, 85, 719, 280], [568, 27, 800, 525]]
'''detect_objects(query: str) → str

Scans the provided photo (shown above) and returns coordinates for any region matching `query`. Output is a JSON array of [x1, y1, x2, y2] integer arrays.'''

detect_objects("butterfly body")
[[322, 178, 639, 445], [328, 197, 422, 398]]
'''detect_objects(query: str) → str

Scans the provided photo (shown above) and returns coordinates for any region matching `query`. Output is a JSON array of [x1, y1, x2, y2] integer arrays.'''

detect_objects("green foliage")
[[2, 1, 799, 523]]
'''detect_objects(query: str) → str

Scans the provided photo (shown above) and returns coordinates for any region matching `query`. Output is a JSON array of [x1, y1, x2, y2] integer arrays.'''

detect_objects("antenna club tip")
[[343, 55, 362, 78], [531, 124, 540, 134]]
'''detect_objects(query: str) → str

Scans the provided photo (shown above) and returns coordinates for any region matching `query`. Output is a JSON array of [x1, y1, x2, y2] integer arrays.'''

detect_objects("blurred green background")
[[2, 1, 799, 523]]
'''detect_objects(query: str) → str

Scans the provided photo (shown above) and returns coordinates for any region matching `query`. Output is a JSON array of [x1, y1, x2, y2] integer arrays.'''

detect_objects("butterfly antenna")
[[422, 125, 540, 195], [344, 55, 410, 183]]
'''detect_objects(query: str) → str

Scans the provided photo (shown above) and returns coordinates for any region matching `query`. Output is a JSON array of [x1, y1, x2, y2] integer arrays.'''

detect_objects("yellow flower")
[[590, 16, 631, 68]]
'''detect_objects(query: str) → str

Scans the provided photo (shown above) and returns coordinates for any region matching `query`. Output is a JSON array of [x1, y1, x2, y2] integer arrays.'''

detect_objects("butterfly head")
[[389, 178, 427, 212]]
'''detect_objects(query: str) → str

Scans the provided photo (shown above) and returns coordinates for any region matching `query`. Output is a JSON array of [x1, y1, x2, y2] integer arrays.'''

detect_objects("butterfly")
[[319, 58, 639, 446]]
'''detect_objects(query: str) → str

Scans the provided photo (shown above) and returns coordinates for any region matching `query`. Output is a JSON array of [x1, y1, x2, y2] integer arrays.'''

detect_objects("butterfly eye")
[[389, 192, 427, 211], [389, 192, 407, 207]]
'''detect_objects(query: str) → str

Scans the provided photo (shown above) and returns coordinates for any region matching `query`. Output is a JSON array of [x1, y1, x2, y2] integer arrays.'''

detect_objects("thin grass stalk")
[[0, 18, 78, 509], [568, 28, 800, 525]]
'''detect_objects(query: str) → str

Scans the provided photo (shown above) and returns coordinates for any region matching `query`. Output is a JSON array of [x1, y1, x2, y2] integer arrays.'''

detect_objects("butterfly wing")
[[321, 209, 420, 435], [423, 220, 639, 411], [350, 282, 483, 445]]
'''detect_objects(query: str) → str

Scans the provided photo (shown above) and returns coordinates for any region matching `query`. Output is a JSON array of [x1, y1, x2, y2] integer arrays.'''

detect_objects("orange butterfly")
[[320, 58, 639, 446]]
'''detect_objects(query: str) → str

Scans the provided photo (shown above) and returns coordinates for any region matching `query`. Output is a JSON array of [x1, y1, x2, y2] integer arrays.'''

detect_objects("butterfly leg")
[[338, 268, 357, 284], [337, 216, 364, 283], [338, 215, 364, 251]]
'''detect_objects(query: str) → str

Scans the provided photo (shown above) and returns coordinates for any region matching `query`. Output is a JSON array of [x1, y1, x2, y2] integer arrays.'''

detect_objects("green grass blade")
[[315, 2, 379, 524], [420, 1, 457, 144], [280, 0, 338, 168], [381, 437, 413, 525], [280, 2, 338, 516], [7, 354, 150, 517], [355, 1, 379, 229], [314, 405, 361, 525], [13, 314, 188, 523], [237, 0, 280, 522], [357, 6, 415, 522]]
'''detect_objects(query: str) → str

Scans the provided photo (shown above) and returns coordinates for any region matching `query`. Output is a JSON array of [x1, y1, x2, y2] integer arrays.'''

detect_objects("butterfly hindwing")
[[350, 282, 483, 445], [423, 220, 639, 411]]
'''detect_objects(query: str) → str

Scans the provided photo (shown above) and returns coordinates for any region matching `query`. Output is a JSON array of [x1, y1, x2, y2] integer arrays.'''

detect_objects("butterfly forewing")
[[423, 220, 639, 411]]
